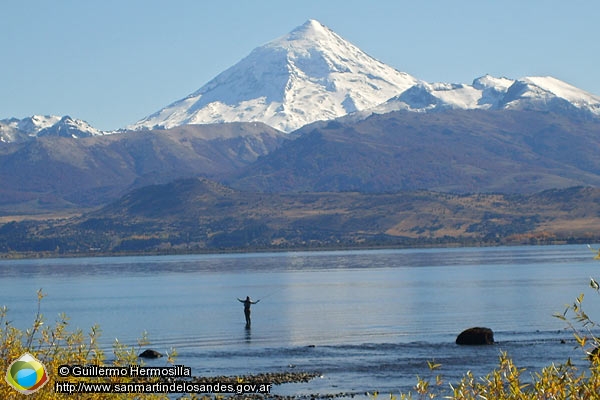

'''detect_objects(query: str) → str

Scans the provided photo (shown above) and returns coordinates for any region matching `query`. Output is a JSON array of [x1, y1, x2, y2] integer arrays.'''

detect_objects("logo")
[[5, 353, 49, 395]]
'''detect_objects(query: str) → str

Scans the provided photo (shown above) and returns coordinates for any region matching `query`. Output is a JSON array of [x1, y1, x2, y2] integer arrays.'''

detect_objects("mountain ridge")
[[128, 19, 600, 133], [1, 109, 600, 215], [0, 115, 107, 143], [3, 20, 600, 141], [229, 109, 600, 194], [0, 122, 286, 212], [372, 75, 600, 118]]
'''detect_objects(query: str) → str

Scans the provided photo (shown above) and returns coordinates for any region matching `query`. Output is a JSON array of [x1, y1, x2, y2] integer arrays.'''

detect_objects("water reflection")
[[0, 245, 597, 350], [0, 245, 593, 279]]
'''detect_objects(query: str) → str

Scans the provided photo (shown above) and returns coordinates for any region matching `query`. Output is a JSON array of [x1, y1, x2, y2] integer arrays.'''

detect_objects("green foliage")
[[0, 289, 176, 399]]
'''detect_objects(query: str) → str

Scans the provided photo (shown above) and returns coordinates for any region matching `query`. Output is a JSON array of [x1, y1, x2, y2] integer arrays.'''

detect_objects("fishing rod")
[[257, 287, 285, 302], [235, 287, 284, 303]]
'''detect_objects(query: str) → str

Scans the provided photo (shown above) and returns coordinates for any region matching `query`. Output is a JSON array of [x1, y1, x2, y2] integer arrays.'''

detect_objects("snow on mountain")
[[371, 74, 600, 118], [129, 19, 419, 133], [500, 76, 600, 117], [0, 115, 60, 143], [0, 115, 106, 143], [17, 115, 62, 132], [36, 116, 104, 138], [386, 82, 484, 111], [5, 21, 600, 141], [130, 20, 600, 133], [472, 75, 515, 108], [521, 76, 600, 105]]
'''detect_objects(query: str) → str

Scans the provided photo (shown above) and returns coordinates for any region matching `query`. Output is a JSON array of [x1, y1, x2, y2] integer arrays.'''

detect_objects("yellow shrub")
[[0, 289, 177, 399]]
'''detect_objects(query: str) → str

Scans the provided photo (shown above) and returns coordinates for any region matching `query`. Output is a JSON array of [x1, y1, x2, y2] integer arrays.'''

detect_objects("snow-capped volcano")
[[129, 19, 419, 133], [130, 20, 600, 133]]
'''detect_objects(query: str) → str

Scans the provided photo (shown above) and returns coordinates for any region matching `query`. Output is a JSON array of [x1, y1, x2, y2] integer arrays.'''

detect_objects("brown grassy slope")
[[2, 180, 599, 255], [74, 181, 600, 251]]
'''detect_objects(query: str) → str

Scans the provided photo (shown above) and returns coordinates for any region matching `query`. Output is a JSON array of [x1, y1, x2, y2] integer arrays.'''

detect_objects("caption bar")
[[55, 381, 273, 395], [58, 364, 191, 378], [55, 364, 272, 395]]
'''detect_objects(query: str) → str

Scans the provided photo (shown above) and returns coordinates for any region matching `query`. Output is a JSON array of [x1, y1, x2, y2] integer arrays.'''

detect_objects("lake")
[[1, 245, 599, 396]]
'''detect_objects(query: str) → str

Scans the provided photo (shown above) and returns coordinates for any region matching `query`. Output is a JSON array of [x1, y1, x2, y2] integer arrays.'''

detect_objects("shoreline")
[[190, 371, 321, 386], [187, 372, 365, 400], [0, 240, 585, 261]]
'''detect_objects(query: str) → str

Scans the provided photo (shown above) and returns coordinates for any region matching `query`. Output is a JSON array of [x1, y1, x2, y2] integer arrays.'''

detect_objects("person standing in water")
[[237, 296, 259, 328]]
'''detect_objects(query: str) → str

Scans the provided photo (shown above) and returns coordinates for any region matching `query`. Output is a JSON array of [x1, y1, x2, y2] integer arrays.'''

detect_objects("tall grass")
[[0, 289, 183, 399]]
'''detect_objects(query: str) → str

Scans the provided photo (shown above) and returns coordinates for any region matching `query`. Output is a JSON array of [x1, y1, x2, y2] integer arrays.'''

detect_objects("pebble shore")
[[191, 371, 320, 385], [188, 371, 365, 400]]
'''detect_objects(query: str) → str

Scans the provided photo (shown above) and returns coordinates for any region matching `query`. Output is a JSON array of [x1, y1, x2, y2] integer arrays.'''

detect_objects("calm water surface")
[[1, 245, 599, 396]]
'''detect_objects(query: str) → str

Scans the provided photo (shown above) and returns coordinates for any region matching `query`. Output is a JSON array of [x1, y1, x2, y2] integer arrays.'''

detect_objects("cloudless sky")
[[2, 0, 598, 131]]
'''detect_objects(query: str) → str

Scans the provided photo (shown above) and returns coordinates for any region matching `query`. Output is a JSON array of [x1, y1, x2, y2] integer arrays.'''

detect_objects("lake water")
[[1, 245, 600, 397]]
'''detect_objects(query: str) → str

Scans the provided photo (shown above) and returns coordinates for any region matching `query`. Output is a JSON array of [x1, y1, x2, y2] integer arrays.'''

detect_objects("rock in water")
[[139, 349, 163, 358], [456, 327, 494, 345]]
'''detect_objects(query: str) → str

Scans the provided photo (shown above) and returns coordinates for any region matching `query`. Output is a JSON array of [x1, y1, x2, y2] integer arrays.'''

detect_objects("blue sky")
[[2, 1, 598, 131]]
